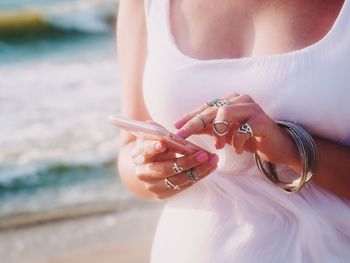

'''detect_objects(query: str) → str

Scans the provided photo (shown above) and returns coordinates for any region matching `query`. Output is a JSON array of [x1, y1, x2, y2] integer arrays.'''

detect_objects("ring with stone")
[[213, 98, 231, 108], [164, 177, 181, 190], [212, 120, 230, 136], [237, 123, 254, 136], [207, 98, 220, 107]]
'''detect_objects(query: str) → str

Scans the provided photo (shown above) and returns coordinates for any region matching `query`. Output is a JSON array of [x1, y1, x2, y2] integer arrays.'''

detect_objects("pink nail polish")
[[175, 129, 186, 138], [215, 142, 221, 150], [209, 155, 219, 165], [174, 119, 185, 129], [196, 152, 208, 162]]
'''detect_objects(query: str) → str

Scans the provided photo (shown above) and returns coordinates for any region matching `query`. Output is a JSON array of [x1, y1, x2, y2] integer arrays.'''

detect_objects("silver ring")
[[196, 114, 207, 129], [214, 99, 231, 108], [212, 120, 230, 136], [237, 123, 254, 136], [164, 178, 181, 190], [172, 161, 183, 174], [207, 98, 220, 107], [186, 168, 198, 183]]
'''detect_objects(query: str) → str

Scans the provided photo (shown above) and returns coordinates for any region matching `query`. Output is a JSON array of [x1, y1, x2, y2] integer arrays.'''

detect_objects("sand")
[[0, 202, 163, 263], [37, 240, 151, 263]]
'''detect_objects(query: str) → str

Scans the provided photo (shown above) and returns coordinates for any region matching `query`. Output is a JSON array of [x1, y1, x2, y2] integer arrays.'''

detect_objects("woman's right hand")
[[131, 139, 219, 200]]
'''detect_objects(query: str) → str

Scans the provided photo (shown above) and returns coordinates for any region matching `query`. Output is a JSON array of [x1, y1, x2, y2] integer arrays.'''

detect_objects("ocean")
[[0, 0, 135, 228]]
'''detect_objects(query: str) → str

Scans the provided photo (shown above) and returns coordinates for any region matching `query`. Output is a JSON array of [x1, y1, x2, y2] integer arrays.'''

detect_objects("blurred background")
[[0, 1, 162, 262]]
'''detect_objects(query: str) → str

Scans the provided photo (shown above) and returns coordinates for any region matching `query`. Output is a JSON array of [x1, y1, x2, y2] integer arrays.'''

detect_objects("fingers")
[[205, 95, 254, 149], [213, 124, 235, 149], [212, 103, 251, 150], [151, 149, 176, 162], [136, 151, 213, 180], [218, 104, 255, 153], [142, 156, 219, 200], [230, 114, 273, 153], [231, 126, 251, 154], [173, 92, 240, 130], [173, 93, 274, 152], [131, 139, 167, 164], [173, 104, 209, 129], [175, 107, 217, 138], [174, 94, 249, 140]]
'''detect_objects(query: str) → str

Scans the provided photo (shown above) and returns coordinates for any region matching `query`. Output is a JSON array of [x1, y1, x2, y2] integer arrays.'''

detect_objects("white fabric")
[[142, 0, 350, 262]]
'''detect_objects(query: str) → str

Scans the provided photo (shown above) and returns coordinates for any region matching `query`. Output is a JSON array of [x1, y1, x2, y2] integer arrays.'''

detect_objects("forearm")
[[118, 141, 156, 200], [311, 137, 350, 199], [289, 137, 350, 199]]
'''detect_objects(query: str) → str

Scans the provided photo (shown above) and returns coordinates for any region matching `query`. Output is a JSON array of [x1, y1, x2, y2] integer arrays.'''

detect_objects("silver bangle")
[[254, 121, 318, 193]]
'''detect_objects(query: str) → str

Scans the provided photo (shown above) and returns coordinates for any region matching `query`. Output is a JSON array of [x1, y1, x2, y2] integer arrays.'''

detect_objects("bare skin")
[[117, 0, 350, 200]]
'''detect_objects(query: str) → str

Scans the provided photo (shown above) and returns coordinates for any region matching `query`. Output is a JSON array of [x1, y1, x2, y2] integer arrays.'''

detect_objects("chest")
[[170, 0, 344, 60], [143, 0, 350, 146]]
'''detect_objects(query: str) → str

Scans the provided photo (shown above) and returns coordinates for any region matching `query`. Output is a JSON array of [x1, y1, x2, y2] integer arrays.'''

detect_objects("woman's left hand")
[[173, 93, 300, 168]]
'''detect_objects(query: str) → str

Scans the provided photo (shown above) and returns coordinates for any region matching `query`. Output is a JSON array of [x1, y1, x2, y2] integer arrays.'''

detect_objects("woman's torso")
[[170, 0, 344, 61], [143, 0, 350, 262]]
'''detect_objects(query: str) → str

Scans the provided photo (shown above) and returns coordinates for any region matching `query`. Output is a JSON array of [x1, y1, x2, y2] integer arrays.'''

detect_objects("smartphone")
[[108, 115, 206, 154]]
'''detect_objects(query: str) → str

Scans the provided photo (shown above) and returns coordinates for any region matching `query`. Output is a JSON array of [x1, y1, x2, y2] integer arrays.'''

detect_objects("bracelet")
[[254, 121, 318, 193]]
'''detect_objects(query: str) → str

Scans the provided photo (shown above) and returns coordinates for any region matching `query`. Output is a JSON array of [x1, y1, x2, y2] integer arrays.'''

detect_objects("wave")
[[0, 160, 116, 196], [0, 0, 118, 38], [0, 159, 133, 229]]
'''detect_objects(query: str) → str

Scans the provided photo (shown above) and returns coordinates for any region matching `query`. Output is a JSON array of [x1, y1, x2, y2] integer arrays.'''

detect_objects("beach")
[[0, 0, 165, 262], [0, 202, 163, 263]]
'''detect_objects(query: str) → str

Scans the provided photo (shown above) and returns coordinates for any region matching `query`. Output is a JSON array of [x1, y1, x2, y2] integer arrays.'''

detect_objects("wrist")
[[280, 129, 302, 173]]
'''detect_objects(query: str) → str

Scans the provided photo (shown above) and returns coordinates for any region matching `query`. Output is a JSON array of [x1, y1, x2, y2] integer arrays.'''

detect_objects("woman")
[[117, 0, 350, 262]]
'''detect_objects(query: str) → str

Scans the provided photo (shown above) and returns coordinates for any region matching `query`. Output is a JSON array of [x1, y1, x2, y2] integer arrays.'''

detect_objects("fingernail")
[[235, 148, 243, 155], [175, 129, 185, 138], [215, 142, 222, 150], [155, 142, 163, 151], [174, 119, 185, 129], [195, 151, 208, 162], [209, 155, 219, 165], [134, 155, 145, 165]]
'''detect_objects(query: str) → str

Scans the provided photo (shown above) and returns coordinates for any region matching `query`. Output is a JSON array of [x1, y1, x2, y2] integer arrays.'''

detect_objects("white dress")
[[142, 0, 350, 262]]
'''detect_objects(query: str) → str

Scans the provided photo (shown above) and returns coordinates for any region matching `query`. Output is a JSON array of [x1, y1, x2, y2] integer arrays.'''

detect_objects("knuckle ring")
[[164, 177, 181, 190], [172, 161, 184, 174], [186, 168, 199, 183], [196, 114, 208, 129], [212, 120, 230, 136], [237, 122, 254, 136]]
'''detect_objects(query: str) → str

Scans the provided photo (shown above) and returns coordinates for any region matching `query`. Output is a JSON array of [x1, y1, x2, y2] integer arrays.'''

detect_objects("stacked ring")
[[186, 168, 199, 183]]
